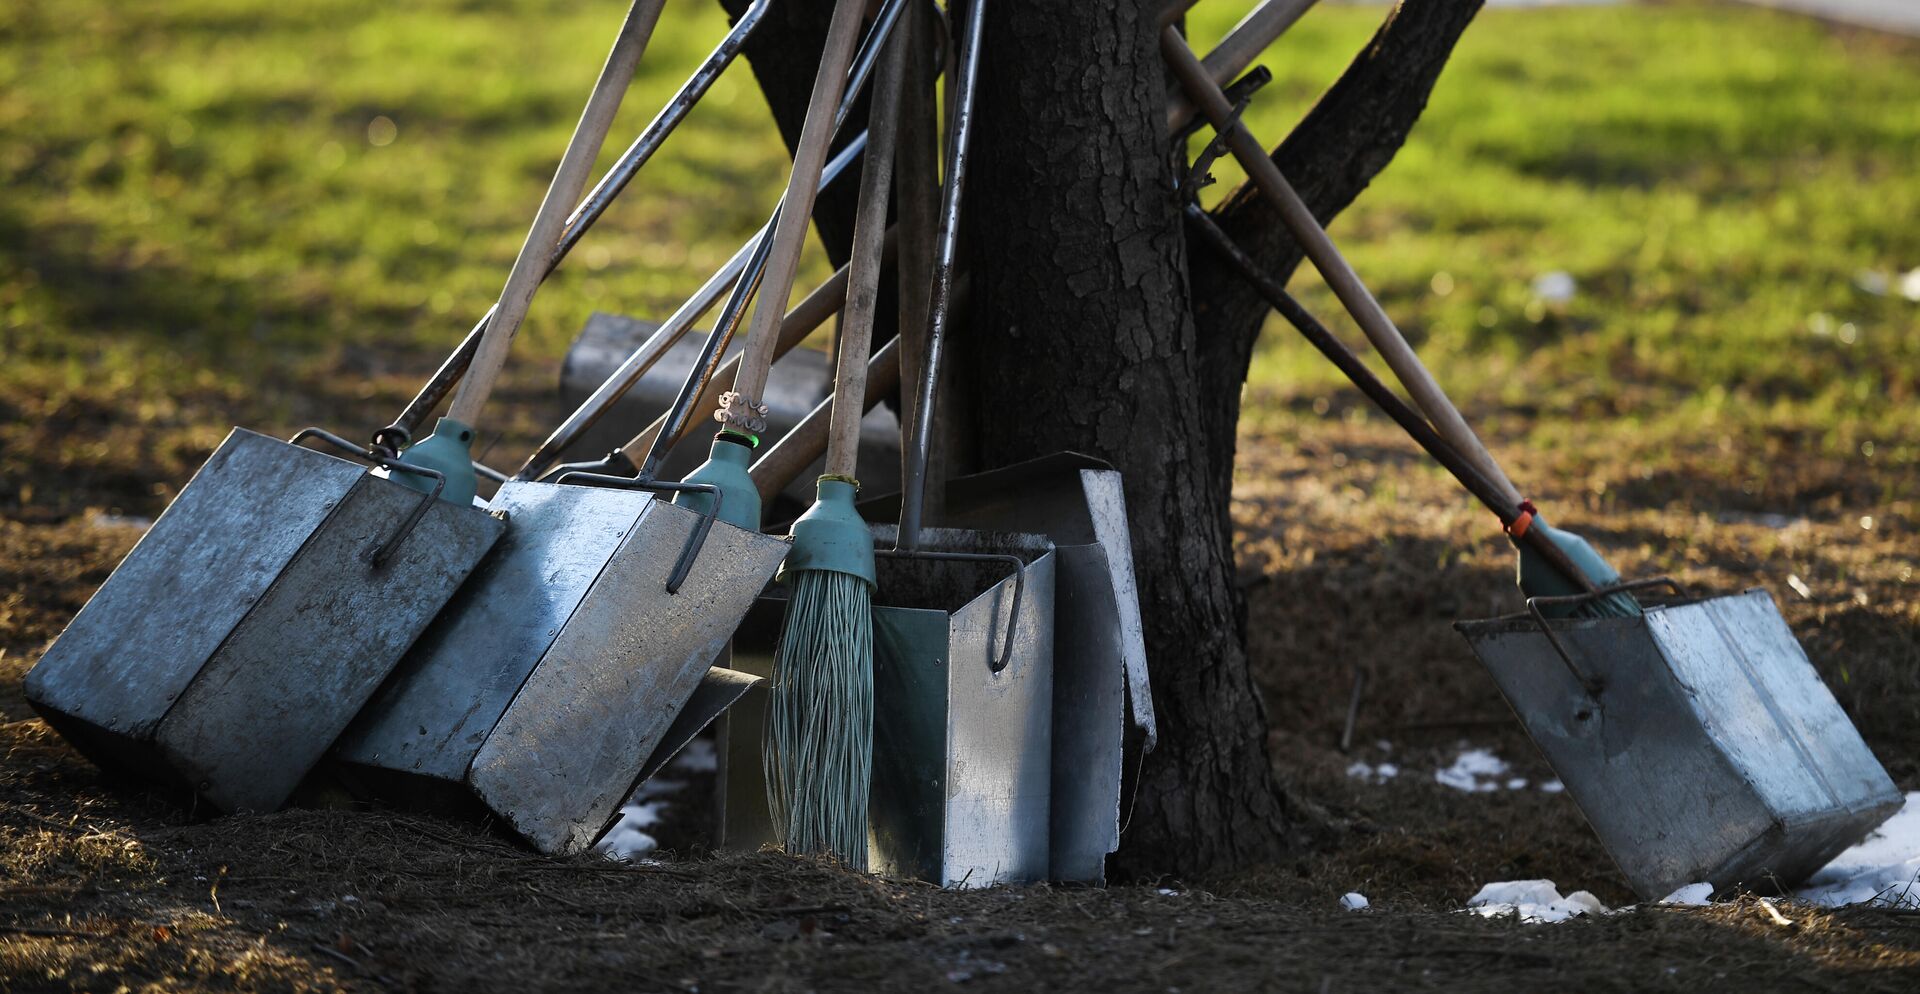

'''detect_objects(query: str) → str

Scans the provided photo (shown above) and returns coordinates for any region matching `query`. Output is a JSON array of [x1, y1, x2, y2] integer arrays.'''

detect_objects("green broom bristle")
[[764, 567, 874, 869]]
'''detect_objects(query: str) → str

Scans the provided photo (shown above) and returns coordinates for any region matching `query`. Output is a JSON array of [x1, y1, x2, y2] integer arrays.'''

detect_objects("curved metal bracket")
[[876, 548, 1027, 674], [289, 427, 446, 568], [553, 471, 721, 595], [1523, 577, 1692, 697]]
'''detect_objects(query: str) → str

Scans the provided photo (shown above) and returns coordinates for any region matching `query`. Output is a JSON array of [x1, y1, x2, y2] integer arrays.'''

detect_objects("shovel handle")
[[827, 19, 910, 478], [750, 337, 904, 504], [611, 232, 898, 467], [722, 0, 871, 428], [898, 0, 985, 552], [447, 0, 667, 428], [1165, 0, 1319, 132], [1161, 27, 1523, 511], [1184, 205, 1597, 594], [380, 0, 772, 452]]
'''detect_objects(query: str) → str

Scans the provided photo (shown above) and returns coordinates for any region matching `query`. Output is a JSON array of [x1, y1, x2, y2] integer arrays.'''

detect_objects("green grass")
[[1, 0, 1916, 515], [1191, 3, 1920, 486]]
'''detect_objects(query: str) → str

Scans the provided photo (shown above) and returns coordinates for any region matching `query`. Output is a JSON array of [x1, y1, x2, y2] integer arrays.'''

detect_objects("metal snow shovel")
[[1188, 201, 1903, 900], [23, 0, 674, 813], [333, 0, 913, 855], [328, 262, 853, 846]]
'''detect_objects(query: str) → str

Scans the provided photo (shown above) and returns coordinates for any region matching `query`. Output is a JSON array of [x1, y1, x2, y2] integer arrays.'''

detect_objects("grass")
[[1198, 2, 1920, 507], [2, 1, 1916, 519]]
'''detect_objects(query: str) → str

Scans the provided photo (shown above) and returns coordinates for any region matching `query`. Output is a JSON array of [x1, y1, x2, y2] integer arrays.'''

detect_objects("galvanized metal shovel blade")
[[869, 546, 1056, 887], [25, 427, 504, 812], [1457, 589, 1902, 899], [718, 534, 1058, 888], [467, 501, 789, 855], [334, 481, 655, 789], [867, 453, 1152, 883]]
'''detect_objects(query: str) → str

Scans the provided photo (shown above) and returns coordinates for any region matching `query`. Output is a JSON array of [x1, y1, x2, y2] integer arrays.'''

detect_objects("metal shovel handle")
[[1525, 577, 1690, 695], [897, 0, 985, 553], [289, 427, 447, 568], [551, 472, 725, 595]]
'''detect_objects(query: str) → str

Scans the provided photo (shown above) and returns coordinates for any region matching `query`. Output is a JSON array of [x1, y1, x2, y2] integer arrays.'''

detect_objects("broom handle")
[[447, 0, 667, 426], [1162, 28, 1526, 512], [719, 0, 869, 434], [1165, 0, 1320, 132], [827, 18, 910, 478], [1185, 205, 1598, 593]]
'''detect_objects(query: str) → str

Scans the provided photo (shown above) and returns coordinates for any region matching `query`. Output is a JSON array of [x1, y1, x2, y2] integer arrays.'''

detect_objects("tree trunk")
[[721, 0, 1483, 880]]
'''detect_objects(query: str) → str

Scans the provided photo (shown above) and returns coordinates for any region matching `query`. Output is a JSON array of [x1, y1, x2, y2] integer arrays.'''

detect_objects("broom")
[[763, 17, 909, 868]]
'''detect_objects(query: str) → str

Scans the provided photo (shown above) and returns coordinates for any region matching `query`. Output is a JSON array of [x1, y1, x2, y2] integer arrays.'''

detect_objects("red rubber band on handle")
[[1507, 499, 1538, 539]]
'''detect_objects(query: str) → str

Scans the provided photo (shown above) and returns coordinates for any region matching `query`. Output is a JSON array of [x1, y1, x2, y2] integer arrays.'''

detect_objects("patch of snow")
[[673, 738, 718, 773], [1346, 760, 1400, 783], [1340, 892, 1369, 911], [1540, 779, 1565, 793], [87, 511, 153, 531], [1435, 748, 1511, 792], [594, 801, 667, 861], [1659, 882, 1715, 906], [591, 752, 706, 859], [1466, 880, 1611, 923], [1794, 791, 1920, 909]]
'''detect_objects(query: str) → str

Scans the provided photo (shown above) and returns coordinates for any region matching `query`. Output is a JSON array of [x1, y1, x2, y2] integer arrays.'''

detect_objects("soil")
[[4, 377, 1919, 992]]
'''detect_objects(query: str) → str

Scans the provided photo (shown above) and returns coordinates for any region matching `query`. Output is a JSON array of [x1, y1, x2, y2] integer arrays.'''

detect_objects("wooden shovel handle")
[[1165, 0, 1320, 132], [727, 0, 869, 411], [1161, 26, 1525, 511], [447, 0, 666, 427], [827, 18, 910, 478], [1186, 204, 1597, 594], [751, 337, 903, 504]]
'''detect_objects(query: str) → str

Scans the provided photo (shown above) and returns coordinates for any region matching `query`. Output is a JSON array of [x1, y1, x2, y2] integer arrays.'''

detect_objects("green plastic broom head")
[[394, 416, 478, 507], [1516, 517, 1642, 619], [781, 477, 876, 586], [675, 433, 761, 531]]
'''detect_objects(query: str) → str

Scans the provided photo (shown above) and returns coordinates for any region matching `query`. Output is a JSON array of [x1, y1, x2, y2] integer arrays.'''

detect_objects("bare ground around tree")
[[4, 394, 1918, 993]]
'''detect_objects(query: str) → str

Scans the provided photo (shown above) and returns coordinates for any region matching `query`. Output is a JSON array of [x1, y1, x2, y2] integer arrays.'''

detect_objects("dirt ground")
[[3, 380, 1918, 992]]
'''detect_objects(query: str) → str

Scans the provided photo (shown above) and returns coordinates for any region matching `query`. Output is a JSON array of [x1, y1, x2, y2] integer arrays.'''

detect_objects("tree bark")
[[721, 0, 1483, 879]]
